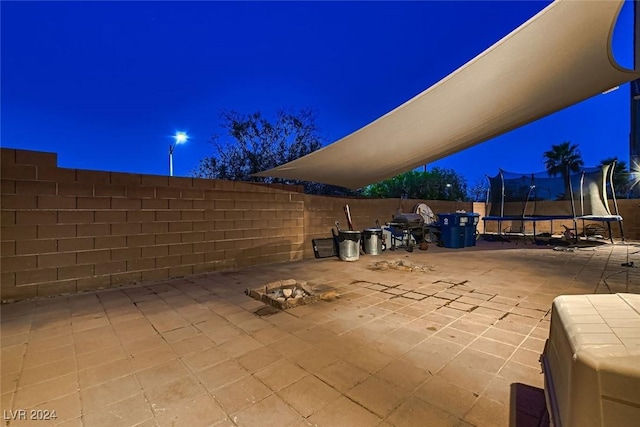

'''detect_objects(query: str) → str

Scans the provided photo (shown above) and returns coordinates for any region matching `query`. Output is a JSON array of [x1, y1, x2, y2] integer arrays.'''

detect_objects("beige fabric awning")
[[255, 0, 639, 189]]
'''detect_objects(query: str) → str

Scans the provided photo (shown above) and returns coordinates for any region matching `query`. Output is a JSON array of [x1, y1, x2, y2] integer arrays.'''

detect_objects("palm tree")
[[543, 141, 584, 200]]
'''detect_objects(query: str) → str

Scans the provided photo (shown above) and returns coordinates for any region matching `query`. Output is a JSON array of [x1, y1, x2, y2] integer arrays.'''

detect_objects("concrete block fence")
[[1, 149, 305, 301], [1, 148, 637, 301]]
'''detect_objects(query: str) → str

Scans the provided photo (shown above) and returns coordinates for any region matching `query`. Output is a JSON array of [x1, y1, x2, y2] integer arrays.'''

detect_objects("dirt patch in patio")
[[371, 259, 436, 272]]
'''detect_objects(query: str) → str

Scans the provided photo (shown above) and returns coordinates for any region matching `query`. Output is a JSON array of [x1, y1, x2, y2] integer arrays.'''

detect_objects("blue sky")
[[1, 1, 635, 187]]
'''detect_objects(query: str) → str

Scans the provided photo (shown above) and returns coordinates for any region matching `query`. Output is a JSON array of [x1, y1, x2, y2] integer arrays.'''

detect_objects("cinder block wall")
[[1, 148, 304, 301], [614, 199, 639, 239], [1, 148, 637, 301]]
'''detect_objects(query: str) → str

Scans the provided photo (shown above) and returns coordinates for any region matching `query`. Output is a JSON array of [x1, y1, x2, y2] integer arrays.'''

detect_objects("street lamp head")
[[169, 131, 188, 177], [174, 132, 188, 145]]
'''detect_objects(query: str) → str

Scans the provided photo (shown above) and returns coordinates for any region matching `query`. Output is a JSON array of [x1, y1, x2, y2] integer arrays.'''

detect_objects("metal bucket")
[[362, 228, 383, 255], [338, 230, 361, 261]]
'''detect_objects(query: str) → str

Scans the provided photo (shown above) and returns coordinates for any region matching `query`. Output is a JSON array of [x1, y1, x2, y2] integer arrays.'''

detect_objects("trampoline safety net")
[[484, 163, 624, 241]]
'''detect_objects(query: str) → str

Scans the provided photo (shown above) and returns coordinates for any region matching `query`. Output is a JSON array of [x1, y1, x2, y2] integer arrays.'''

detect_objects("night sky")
[[1, 1, 635, 187]]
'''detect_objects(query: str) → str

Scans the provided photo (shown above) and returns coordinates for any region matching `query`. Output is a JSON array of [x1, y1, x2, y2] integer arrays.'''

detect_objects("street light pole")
[[169, 132, 188, 177], [169, 144, 174, 177]]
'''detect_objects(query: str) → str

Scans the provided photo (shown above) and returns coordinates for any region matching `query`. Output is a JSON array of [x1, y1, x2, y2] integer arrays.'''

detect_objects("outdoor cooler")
[[541, 294, 640, 427]]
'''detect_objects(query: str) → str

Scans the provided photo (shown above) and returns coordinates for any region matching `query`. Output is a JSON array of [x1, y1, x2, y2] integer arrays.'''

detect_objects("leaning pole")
[[631, 0, 640, 196]]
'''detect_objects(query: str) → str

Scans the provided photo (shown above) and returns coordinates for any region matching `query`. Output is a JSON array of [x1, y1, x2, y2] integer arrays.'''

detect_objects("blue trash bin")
[[462, 213, 480, 247], [437, 213, 465, 249]]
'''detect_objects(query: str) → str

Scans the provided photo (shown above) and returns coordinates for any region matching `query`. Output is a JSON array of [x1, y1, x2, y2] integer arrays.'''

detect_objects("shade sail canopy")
[[255, 0, 639, 189]]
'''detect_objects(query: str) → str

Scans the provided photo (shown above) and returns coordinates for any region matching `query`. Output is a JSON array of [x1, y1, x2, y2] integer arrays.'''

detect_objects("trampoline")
[[483, 163, 624, 243]]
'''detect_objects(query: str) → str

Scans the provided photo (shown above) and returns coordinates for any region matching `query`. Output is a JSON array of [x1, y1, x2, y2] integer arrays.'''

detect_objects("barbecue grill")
[[386, 213, 425, 251]]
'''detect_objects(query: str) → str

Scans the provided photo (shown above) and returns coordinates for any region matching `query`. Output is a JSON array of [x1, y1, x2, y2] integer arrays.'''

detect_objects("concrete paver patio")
[[1, 240, 639, 427]]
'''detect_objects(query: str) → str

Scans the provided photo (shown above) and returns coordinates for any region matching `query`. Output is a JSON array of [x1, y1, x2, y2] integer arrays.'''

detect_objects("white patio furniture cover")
[[255, 0, 639, 189]]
